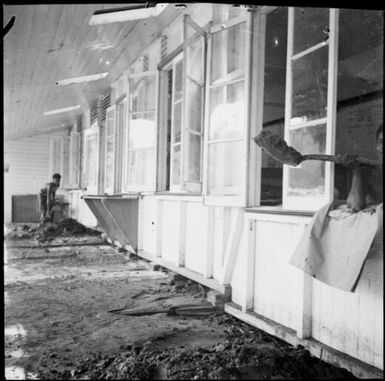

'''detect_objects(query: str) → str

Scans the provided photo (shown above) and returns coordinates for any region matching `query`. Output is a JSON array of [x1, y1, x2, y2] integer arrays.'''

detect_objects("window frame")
[[282, 8, 338, 211], [83, 122, 100, 195], [181, 14, 207, 193], [69, 129, 80, 188], [49, 136, 64, 180], [169, 53, 185, 192], [104, 105, 116, 194], [202, 13, 252, 207], [123, 71, 158, 193]]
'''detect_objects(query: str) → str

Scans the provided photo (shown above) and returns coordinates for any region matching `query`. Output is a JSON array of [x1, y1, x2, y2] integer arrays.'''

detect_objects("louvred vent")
[[161, 34, 168, 61], [100, 92, 111, 123], [90, 100, 98, 124], [143, 54, 149, 71]]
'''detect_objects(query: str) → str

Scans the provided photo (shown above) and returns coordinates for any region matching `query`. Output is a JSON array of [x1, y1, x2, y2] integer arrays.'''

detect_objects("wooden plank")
[[178, 200, 186, 267], [155, 199, 163, 257], [242, 219, 256, 312], [204, 206, 215, 278], [295, 223, 312, 339], [220, 208, 244, 284]]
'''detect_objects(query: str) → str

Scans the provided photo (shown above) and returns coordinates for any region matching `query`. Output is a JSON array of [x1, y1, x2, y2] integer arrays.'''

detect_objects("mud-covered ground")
[[4, 222, 356, 380]]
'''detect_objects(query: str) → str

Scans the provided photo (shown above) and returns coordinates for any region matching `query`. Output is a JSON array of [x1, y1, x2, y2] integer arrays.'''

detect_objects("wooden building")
[[4, 4, 383, 378]]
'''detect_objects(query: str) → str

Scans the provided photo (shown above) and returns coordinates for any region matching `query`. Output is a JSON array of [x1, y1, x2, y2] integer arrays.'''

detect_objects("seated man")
[[39, 173, 61, 222]]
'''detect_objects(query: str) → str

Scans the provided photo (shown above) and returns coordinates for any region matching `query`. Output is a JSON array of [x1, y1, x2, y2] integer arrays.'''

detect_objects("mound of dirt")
[[36, 218, 101, 242], [5, 219, 101, 242], [58, 315, 355, 380]]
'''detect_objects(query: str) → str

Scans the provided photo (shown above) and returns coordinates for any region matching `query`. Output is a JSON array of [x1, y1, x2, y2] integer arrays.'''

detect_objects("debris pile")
[[36, 218, 101, 242], [59, 315, 354, 380], [4, 223, 39, 240], [5, 219, 101, 242]]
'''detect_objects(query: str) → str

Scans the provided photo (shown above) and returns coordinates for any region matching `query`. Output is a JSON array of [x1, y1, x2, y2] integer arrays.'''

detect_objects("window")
[[69, 129, 80, 188], [49, 136, 63, 178], [157, 16, 206, 194], [204, 15, 250, 205], [104, 106, 115, 193], [260, 7, 288, 206], [182, 15, 206, 192], [170, 56, 184, 191], [84, 123, 99, 194], [123, 73, 156, 192], [283, 8, 334, 210], [282, 7, 383, 211], [334, 9, 383, 201]]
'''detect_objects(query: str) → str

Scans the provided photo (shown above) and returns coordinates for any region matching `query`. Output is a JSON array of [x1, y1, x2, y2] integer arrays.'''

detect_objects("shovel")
[[253, 130, 379, 167]]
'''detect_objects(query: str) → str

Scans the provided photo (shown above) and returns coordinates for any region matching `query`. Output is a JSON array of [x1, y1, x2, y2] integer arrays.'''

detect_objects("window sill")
[[155, 191, 202, 197], [244, 205, 315, 217]]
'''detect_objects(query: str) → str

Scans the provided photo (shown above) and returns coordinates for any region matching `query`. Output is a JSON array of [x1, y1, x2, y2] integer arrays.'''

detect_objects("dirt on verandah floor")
[[4, 222, 357, 380]]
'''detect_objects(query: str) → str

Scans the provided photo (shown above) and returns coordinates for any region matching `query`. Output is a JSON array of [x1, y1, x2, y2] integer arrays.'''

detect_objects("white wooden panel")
[[253, 220, 303, 330], [228, 216, 248, 306], [212, 207, 225, 280], [184, 202, 207, 274], [311, 235, 383, 369], [138, 197, 157, 254], [160, 200, 181, 264]]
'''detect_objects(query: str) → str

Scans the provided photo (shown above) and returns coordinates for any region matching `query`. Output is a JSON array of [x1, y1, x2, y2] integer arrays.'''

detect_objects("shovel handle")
[[302, 154, 380, 166]]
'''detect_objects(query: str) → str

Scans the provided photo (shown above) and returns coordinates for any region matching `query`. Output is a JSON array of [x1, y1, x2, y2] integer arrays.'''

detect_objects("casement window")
[[69, 129, 80, 188], [282, 8, 337, 210], [49, 136, 64, 178], [259, 7, 288, 206], [123, 72, 157, 192], [182, 15, 206, 192], [203, 13, 251, 206], [157, 16, 207, 193], [83, 123, 99, 194], [333, 9, 383, 202], [169, 54, 184, 192], [275, 7, 383, 211], [104, 106, 116, 194]]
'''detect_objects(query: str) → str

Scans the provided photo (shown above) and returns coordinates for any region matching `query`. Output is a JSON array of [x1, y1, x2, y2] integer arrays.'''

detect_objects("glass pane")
[[185, 79, 203, 133], [106, 112, 114, 135], [88, 137, 97, 160], [334, 9, 383, 201], [127, 151, 136, 185], [208, 141, 242, 195], [211, 31, 226, 82], [174, 60, 183, 102], [211, 22, 246, 83], [227, 23, 246, 74], [105, 163, 113, 189], [293, 7, 329, 55], [291, 46, 328, 124], [185, 133, 201, 183], [212, 4, 247, 25], [88, 160, 96, 186], [288, 124, 326, 197], [261, 7, 288, 205], [209, 82, 244, 140], [171, 144, 181, 185], [129, 112, 155, 149], [130, 76, 156, 112], [187, 36, 204, 82], [172, 102, 182, 143]]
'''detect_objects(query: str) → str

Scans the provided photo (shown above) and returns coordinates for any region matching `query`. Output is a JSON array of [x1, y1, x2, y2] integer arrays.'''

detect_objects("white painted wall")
[[136, 196, 383, 371], [4, 131, 70, 223]]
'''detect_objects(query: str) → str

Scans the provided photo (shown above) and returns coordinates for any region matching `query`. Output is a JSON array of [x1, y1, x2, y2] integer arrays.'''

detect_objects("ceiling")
[[3, 4, 182, 141]]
